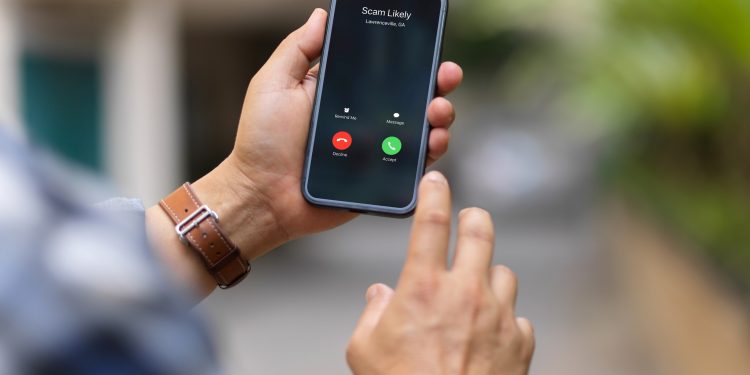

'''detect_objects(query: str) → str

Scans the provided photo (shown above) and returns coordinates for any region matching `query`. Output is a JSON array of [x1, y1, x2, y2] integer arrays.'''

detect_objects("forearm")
[[145, 158, 285, 300]]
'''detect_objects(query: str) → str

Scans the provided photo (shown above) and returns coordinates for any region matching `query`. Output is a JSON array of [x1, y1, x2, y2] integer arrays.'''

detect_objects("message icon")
[[393, 113, 400, 118]]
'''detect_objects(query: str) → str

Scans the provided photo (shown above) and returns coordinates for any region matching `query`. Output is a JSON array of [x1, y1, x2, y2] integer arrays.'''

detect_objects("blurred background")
[[2, 0, 750, 373]]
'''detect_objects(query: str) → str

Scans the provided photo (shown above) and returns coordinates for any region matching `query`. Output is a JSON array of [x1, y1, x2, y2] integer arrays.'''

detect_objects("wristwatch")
[[159, 183, 250, 289]]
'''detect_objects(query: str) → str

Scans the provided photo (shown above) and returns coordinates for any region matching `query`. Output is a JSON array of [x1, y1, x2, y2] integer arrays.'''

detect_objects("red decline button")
[[332, 131, 352, 150]]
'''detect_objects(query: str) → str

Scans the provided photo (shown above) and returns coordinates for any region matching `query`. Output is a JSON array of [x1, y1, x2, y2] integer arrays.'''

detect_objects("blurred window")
[[22, 53, 101, 171]]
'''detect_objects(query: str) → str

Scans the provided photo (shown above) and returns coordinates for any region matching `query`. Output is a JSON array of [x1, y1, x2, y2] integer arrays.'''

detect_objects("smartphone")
[[302, 0, 448, 216]]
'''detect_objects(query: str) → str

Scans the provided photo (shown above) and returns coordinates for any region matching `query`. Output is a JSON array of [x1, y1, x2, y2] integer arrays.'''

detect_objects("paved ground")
[[607, 203, 750, 375], [200, 94, 650, 374]]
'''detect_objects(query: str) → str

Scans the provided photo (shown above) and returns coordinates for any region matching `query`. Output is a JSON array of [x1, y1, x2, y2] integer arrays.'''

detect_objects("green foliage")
[[591, 0, 749, 128], [611, 160, 750, 290], [452, 0, 750, 286], [581, 0, 750, 288]]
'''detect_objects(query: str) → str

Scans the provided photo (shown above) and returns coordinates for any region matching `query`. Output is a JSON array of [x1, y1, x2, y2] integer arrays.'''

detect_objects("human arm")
[[144, 9, 463, 298]]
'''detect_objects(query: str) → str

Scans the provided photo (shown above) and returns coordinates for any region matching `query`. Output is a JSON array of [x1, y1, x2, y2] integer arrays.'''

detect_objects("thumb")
[[352, 283, 395, 339], [259, 8, 327, 86]]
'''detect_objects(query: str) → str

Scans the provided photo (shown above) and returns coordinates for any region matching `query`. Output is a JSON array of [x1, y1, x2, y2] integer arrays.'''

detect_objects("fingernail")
[[425, 171, 446, 184], [366, 285, 381, 302]]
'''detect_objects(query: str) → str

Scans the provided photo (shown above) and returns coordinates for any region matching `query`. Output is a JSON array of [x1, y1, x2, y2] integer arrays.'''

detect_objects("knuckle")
[[462, 278, 490, 309], [516, 317, 536, 361], [458, 225, 494, 244], [278, 30, 302, 53], [282, 28, 301, 44], [278, 35, 293, 51], [418, 209, 451, 227], [345, 341, 361, 365], [345, 335, 369, 364], [408, 276, 440, 304]]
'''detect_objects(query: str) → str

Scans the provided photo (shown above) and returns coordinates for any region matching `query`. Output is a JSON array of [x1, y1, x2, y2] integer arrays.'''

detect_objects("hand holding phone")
[[220, 9, 460, 255]]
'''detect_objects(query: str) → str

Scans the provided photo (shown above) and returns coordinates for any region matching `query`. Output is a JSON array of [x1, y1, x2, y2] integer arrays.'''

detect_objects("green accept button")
[[381, 136, 402, 156]]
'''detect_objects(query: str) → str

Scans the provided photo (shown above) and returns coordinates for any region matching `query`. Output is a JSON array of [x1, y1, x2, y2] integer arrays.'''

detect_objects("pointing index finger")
[[401, 171, 452, 280]]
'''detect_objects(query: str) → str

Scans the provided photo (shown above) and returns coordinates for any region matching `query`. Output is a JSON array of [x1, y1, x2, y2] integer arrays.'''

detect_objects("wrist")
[[146, 156, 287, 298], [146, 204, 217, 297], [191, 157, 287, 262]]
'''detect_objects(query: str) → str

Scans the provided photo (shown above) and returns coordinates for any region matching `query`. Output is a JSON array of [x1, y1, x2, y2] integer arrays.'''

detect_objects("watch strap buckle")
[[175, 205, 219, 242]]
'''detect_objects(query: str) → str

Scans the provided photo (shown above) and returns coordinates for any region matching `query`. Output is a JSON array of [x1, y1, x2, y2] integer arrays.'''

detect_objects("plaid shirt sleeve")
[[0, 131, 221, 375]]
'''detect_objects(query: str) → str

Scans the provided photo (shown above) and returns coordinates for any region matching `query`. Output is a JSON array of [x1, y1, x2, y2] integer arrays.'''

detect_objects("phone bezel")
[[302, 0, 449, 217]]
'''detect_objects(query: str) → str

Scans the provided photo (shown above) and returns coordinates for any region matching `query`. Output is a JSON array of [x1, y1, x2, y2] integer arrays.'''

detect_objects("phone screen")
[[304, 0, 445, 213]]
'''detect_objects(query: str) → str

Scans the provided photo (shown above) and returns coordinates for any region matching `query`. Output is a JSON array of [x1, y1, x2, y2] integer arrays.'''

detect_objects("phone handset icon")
[[382, 136, 402, 156], [332, 131, 352, 151]]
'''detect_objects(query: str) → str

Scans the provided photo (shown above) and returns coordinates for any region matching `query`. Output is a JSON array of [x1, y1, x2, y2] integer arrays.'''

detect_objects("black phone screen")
[[304, 0, 445, 213]]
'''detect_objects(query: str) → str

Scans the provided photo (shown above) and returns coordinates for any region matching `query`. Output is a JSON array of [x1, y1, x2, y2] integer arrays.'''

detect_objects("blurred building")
[[0, 0, 322, 204]]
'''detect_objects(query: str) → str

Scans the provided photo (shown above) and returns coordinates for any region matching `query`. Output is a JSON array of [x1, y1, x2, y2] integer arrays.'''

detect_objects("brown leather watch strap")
[[159, 183, 250, 289]]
